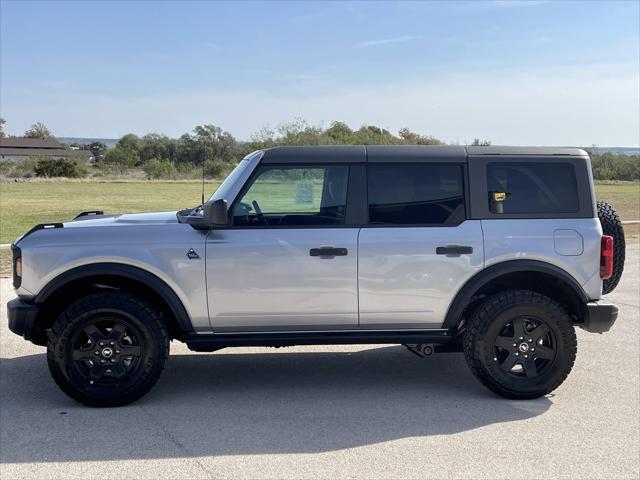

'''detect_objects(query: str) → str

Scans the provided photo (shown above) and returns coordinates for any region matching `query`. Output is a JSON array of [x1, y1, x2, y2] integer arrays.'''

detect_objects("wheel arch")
[[30, 263, 193, 345], [443, 260, 589, 331]]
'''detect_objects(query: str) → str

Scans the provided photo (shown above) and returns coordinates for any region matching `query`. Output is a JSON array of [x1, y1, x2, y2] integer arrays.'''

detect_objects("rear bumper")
[[7, 298, 39, 342], [579, 300, 619, 333]]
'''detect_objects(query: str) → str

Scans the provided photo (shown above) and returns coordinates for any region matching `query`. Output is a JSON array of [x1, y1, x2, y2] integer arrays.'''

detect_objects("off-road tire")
[[463, 290, 577, 399], [47, 292, 169, 407], [597, 200, 625, 294]]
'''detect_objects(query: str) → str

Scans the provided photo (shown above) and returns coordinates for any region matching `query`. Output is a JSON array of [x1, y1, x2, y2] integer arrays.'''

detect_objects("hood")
[[64, 211, 179, 228], [13, 211, 184, 247]]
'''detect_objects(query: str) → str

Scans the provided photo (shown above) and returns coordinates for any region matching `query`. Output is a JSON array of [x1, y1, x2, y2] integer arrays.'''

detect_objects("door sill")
[[186, 328, 452, 351]]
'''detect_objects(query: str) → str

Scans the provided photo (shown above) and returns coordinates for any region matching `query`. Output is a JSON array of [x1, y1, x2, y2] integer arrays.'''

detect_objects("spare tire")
[[597, 201, 625, 294]]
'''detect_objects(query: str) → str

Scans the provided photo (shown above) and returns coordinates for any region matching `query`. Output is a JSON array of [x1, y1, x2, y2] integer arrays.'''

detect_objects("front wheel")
[[463, 290, 577, 399], [47, 292, 169, 407]]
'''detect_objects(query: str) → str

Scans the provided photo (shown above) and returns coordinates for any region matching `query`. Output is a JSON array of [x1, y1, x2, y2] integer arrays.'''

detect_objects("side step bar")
[[186, 329, 452, 351]]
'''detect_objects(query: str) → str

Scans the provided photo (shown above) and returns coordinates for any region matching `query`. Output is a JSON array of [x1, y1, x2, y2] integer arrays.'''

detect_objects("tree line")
[[0, 117, 637, 180]]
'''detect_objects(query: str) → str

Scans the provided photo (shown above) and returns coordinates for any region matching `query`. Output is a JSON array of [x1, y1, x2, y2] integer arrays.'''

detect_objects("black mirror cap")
[[204, 199, 229, 226]]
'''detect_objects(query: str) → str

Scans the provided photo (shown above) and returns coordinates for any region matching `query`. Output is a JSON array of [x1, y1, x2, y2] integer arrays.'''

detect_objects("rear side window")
[[367, 164, 465, 225], [487, 163, 579, 214]]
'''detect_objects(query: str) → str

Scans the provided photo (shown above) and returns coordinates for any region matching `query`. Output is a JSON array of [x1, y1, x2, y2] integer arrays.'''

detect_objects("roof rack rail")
[[74, 210, 104, 219]]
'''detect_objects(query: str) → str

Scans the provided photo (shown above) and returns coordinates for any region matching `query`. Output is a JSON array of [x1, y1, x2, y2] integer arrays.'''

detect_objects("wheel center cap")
[[518, 343, 529, 353], [101, 347, 114, 358]]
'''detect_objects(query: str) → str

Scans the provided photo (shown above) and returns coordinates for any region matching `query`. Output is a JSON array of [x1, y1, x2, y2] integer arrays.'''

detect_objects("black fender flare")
[[35, 263, 194, 335], [442, 259, 590, 329]]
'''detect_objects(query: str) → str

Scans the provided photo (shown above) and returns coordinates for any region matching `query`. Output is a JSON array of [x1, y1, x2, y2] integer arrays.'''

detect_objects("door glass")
[[367, 164, 465, 225], [487, 163, 579, 214], [233, 165, 349, 226]]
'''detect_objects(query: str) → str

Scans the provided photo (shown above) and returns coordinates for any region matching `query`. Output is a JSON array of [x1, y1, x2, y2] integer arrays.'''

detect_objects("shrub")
[[0, 158, 39, 178], [591, 153, 640, 181], [143, 158, 177, 179], [33, 156, 87, 178]]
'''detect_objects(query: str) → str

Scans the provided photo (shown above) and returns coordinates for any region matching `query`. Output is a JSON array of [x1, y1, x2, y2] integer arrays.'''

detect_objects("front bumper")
[[579, 300, 619, 333], [7, 298, 39, 342]]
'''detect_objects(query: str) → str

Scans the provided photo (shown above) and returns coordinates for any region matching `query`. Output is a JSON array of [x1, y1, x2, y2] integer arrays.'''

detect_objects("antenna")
[[201, 143, 205, 206], [201, 159, 205, 206]]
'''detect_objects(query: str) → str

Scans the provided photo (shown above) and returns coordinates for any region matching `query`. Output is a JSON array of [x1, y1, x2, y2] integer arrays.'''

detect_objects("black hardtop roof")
[[260, 145, 588, 163]]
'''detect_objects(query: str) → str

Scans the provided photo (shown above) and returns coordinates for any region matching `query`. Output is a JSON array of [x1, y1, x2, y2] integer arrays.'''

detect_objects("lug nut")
[[493, 357, 498, 361], [106, 369, 112, 374], [110, 341, 115, 345], [531, 348, 535, 352], [115, 350, 120, 354], [111, 359, 116, 363], [512, 343, 517, 347], [99, 342, 105, 346], [519, 337, 524, 340], [90, 380, 94, 385], [528, 339, 532, 343], [515, 352, 519, 356], [94, 351, 99, 355], [524, 354, 528, 358], [100, 359, 105, 364]]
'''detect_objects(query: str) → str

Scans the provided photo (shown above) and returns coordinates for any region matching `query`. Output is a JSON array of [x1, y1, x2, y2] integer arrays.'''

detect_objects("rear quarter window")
[[487, 163, 579, 214]]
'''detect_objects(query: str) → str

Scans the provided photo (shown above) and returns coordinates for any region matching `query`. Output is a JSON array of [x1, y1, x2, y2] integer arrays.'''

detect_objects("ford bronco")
[[7, 145, 625, 406]]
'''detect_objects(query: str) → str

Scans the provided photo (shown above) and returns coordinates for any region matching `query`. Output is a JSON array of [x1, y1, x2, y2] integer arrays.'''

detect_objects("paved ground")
[[0, 248, 638, 480]]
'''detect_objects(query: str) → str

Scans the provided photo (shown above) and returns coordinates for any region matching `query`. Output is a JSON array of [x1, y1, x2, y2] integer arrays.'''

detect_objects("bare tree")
[[24, 122, 54, 139]]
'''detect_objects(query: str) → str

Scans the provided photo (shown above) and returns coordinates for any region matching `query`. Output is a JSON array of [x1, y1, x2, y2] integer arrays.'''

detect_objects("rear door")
[[358, 161, 484, 328]]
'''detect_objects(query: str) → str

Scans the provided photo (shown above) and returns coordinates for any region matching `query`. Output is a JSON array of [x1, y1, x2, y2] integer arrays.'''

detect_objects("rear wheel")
[[47, 292, 169, 407], [597, 200, 625, 294], [463, 290, 577, 399]]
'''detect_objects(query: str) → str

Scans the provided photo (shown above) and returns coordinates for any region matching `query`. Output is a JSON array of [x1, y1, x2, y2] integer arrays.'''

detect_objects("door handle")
[[309, 246, 348, 257], [436, 245, 474, 255]]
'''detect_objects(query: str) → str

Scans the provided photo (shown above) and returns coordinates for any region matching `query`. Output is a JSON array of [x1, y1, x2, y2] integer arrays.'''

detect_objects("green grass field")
[[1, 180, 638, 245], [0, 178, 637, 280]]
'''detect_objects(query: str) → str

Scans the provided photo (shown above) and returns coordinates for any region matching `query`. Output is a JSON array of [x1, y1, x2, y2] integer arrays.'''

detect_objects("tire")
[[597, 200, 625, 294], [463, 290, 577, 399], [47, 292, 169, 407]]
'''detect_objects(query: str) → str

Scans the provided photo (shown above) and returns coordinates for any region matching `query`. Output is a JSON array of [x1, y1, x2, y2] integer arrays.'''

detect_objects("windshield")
[[209, 151, 262, 203]]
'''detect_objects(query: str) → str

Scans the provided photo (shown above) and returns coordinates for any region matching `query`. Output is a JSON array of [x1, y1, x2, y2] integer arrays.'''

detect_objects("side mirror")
[[203, 199, 229, 226]]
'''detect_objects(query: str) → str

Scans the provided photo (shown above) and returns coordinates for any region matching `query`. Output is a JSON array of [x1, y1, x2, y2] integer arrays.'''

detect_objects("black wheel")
[[597, 200, 625, 294], [47, 292, 169, 407], [463, 290, 577, 399]]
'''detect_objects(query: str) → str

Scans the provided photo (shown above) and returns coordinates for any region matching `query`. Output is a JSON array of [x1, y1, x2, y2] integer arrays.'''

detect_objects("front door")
[[206, 164, 359, 332]]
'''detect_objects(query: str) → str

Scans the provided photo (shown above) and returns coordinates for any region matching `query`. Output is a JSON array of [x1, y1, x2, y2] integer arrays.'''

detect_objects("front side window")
[[232, 165, 349, 226], [367, 164, 465, 225], [487, 163, 579, 214]]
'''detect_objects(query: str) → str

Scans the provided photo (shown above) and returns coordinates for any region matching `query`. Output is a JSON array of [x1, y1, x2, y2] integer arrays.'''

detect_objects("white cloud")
[[2, 63, 638, 147], [352, 35, 418, 48]]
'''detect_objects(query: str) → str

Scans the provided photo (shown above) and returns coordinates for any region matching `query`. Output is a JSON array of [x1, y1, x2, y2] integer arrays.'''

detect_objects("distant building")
[[0, 137, 93, 161]]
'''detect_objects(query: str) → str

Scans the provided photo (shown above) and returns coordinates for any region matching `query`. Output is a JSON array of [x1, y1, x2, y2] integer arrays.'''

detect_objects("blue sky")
[[1, 0, 638, 145]]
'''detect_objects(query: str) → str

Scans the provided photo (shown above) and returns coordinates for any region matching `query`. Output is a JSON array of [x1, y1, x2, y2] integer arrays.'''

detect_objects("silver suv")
[[7, 146, 624, 406]]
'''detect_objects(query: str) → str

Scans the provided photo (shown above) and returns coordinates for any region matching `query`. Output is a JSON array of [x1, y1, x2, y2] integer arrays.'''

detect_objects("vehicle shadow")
[[0, 346, 551, 464]]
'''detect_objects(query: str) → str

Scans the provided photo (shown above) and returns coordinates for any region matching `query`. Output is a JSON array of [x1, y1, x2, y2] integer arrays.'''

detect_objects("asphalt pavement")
[[1, 247, 638, 479]]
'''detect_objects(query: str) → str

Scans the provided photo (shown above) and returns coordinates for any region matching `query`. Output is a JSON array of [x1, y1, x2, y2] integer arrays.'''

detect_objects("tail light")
[[600, 235, 614, 280], [11, 244, 22, 288]]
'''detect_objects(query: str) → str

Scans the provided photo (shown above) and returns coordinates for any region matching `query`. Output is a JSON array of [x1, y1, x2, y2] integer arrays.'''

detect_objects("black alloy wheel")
[[69, 318, 145, 387], [492, 316, 556, 379]]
